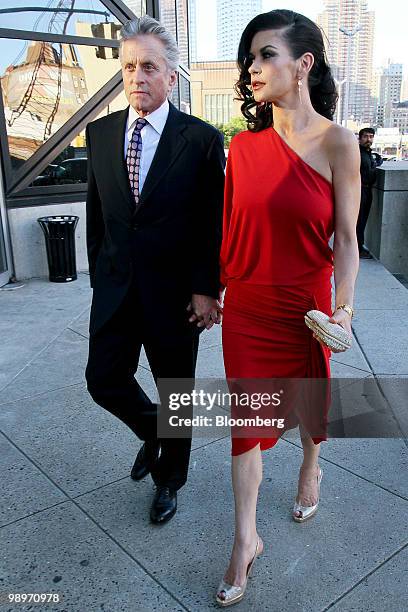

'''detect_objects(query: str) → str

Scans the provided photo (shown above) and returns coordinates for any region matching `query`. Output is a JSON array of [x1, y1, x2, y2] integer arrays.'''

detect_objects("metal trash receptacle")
[[38, 216, 79, 282]]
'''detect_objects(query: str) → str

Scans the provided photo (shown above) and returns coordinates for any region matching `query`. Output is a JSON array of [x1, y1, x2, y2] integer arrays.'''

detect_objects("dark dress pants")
[[357, 185, 373, 251], [85, 280, 200, 491]]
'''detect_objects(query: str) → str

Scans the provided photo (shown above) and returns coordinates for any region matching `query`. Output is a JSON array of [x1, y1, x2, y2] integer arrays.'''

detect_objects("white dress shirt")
[[124, 99, 169, 194]]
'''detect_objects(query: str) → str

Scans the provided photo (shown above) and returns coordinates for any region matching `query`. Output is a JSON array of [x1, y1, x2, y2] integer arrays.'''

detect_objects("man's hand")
[[187, 294, 223, 330]]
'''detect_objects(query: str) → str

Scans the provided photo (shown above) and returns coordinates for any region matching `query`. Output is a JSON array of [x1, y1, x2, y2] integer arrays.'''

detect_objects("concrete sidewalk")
[[0, 260, 407, 612]]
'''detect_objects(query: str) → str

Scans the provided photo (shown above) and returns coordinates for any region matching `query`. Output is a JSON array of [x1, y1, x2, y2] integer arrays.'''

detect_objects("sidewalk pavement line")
[[350, 325, 375, 374], [0, 364, 154, 408], [198, 341, 222, 351], [373, 378, 408, 448], [281, 438, 408, 503], [0, 429, 191, 611], [0, 381, 85, 408], [0, 303, 91, 396], [67, 327, 89, 341], [0, 498, 70, 531], [190, 436, 229, 453], [329, 358, 372, 374], [321, 539, 408, 612]]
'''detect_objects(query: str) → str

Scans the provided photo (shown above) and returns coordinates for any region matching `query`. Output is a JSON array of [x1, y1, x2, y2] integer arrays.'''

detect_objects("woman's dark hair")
[[235, 10, 338, 131]]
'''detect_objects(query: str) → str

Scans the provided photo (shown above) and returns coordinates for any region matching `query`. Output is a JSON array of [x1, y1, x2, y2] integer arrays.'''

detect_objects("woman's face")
[[247, 29, 299, 104]]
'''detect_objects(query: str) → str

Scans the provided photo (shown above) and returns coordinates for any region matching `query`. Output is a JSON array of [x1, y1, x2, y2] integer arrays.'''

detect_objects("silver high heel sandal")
[[292, 467, 323, 523], [216, 537, 262, 607]]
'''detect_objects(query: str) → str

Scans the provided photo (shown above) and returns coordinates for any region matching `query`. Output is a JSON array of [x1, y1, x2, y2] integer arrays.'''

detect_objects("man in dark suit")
[[357, 127, 383, 258], [85, 16, 225, 524]]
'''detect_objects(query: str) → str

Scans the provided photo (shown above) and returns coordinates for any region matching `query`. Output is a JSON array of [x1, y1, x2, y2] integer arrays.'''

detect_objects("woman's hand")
[[312, 308, 352, 353]]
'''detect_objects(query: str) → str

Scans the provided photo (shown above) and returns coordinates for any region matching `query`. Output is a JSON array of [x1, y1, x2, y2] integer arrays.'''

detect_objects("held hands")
[[312, 308, 352, 353], [187, 294, 223, 330]]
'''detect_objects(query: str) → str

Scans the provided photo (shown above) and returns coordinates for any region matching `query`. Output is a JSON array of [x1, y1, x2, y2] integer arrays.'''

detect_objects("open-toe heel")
[[216, 537, 263, 607], [292, 467, 323, 523]]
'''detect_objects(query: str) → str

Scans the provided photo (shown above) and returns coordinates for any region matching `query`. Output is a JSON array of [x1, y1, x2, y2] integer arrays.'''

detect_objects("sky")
[[0, 1, 406, 74], [196, 0, 408, 73]]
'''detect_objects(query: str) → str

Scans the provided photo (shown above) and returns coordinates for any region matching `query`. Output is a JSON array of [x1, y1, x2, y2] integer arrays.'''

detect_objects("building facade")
[[0, 0, 191, 285], [216, 0, 261, 61], [190, 60, 241, 124], [317, 0, 375, 125], [391, 101, 408, 135], [401, 76, 408, 103], [374, 62, 403, 128]]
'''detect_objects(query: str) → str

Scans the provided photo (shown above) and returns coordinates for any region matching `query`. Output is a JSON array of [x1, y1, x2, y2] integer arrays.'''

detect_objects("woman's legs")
[[218, 443, 264, 593], [294, 422, 321, 516]]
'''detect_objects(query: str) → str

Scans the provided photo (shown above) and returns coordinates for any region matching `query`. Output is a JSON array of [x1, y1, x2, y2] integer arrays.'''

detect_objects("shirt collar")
[[127, 99, 169, 135]]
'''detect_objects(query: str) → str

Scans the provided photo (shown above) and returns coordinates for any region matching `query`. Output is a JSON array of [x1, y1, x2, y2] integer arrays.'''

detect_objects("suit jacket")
[[359, 145, 383, 187], [86, 102, 226, 335]]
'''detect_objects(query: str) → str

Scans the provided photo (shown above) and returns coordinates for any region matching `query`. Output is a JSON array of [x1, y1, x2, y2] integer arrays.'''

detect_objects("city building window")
[[203, 93, 233, 125]]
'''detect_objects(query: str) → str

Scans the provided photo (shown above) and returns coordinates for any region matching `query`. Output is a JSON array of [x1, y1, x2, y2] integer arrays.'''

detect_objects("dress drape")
[[220, 128, 334, 456]]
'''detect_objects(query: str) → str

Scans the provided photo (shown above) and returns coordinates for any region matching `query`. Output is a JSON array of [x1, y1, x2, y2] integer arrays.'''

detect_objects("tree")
[[197, 115, 247, 148], [217, 116, 247, 148]]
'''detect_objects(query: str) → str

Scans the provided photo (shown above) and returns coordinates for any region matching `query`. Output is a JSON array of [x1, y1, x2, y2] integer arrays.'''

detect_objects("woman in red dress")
[[216, 10, 360, 606]]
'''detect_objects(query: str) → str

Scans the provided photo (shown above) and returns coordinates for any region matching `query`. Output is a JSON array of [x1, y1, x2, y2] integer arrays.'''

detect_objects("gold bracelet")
[[335, 304, 354, 319]]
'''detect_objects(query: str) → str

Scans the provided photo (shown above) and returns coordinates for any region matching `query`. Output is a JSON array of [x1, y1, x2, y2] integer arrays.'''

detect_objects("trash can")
[[38, 216, 79, 282]]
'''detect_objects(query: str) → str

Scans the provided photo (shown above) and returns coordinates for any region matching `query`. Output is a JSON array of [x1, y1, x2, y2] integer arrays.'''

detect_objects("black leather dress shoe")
[[130, 442, 160, 481], [359, 247, 372, 259], [150, 486, 177, 524]]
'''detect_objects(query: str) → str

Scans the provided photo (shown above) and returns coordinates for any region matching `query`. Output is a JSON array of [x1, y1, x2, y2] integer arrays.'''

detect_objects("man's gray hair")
[[119, 16, 179, 72]]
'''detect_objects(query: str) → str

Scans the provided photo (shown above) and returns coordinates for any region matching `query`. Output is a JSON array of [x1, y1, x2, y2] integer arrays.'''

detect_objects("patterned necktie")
[[127, 117, 147, 206]]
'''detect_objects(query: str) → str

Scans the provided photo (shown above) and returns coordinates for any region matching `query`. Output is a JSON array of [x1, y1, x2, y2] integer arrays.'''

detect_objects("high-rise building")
[[216, 0, 262, 61], [401, 76, 408, 102], [317, 0, 375, 125], [160, 0, 188, 67], [375, 62, 403, 127], [189, 0, 199, 62], [390, 101, 408, 134]]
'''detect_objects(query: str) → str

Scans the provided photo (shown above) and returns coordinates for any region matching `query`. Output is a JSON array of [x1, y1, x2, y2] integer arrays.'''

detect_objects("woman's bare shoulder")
[[323, 122, 359, 151], [318, 124, 360, 185]]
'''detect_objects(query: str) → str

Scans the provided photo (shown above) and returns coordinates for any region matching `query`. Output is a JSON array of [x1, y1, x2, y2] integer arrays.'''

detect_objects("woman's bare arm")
[[319, 126, 361, 351]]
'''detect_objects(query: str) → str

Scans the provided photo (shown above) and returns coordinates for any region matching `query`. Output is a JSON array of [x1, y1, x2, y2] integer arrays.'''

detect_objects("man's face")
[[359, 132, 374, 149], [121, 35, 177, 116]]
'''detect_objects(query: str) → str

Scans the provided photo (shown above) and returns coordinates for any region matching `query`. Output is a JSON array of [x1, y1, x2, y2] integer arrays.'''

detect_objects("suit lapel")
[[137, 103, 188, 210]]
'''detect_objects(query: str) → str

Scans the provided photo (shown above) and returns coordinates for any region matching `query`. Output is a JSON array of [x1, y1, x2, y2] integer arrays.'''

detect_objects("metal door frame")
[[0, 171, 12, 286]]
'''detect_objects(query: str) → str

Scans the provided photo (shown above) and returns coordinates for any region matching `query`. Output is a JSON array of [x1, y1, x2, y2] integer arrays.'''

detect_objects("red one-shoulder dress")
[[220, 127, 335, 456]]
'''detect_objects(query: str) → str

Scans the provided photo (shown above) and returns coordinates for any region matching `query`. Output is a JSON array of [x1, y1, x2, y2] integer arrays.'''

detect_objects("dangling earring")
[[297, 78, 303, 104]]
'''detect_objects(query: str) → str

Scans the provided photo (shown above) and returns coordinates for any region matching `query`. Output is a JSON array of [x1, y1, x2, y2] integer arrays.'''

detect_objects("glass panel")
[[29, 87, 129, 187], [204, 94, 210, 120], [1, 37, 122, 172], [27, 79, 195, 189], [120, 1, 147, 17], [179, 73, 190, 114], [0, 1, 120, 38], [0, 211, 7, 275], [169, 77, 180, 108]]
